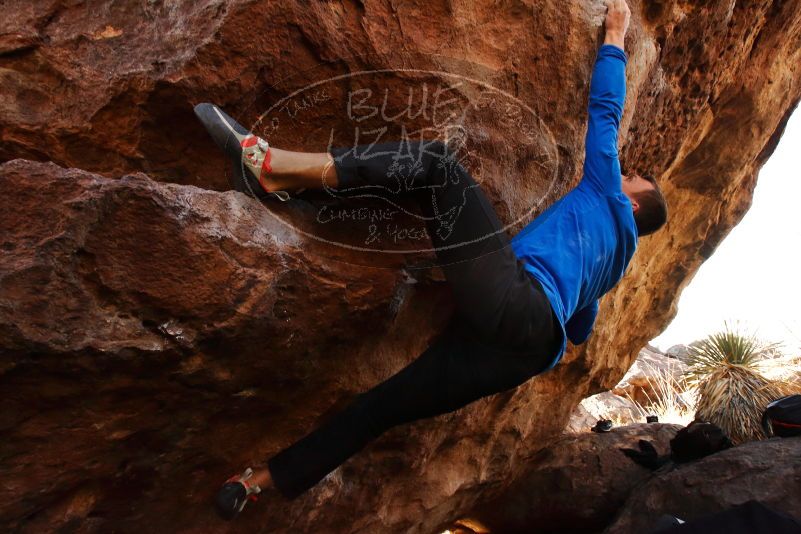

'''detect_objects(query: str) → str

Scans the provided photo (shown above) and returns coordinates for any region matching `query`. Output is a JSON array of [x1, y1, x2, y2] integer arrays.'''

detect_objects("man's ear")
[[630, 198, 640, 214]]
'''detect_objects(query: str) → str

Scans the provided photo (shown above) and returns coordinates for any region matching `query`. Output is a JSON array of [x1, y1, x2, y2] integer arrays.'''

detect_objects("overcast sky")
[[651, 108, 801, 355]]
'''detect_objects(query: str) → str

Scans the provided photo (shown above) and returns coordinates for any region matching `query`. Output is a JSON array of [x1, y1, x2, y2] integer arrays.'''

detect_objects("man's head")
[[621, 172, 668, 236]]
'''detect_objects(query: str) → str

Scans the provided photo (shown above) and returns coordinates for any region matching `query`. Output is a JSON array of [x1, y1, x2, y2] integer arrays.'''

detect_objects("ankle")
[[259, 148, 298, 192], [267, 148, 338, 190], [250, 465, 273, 489], [266, 147, 292, 178]]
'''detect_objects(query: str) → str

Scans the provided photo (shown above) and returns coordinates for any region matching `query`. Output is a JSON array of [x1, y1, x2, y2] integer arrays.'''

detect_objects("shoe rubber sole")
[[215, 481, 248, 520]]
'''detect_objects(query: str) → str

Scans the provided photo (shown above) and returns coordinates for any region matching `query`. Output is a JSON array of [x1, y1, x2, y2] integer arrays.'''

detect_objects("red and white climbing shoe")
[[193, 103, 291, 201], [214, 467, 262, 521]]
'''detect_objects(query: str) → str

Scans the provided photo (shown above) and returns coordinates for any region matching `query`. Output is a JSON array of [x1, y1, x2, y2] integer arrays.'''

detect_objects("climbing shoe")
[[215, 467, 262, 520], [193, 103, 290, 201], [591, 419, 613, 433]]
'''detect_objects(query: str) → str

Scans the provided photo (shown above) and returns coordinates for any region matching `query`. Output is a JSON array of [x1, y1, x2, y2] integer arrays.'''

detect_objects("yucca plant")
[[687, 323, 794, 444], [685, 322, 782, 387], [694, 365, 791, 444]]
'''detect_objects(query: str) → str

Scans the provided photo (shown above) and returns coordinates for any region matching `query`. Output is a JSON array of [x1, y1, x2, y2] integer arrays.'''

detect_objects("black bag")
[[670, 421, 732, 463], [621, 421, 732, 470], [762, 394, 801, 438]]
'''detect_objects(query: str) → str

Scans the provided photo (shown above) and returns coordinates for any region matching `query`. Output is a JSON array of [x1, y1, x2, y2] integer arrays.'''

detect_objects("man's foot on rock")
[[193, 103, 290, 201], [215, 467, 262, 520]]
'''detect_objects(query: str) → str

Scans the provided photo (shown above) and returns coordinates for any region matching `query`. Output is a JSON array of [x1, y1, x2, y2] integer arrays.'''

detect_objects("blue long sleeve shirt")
[[510, 44, 638, 371]]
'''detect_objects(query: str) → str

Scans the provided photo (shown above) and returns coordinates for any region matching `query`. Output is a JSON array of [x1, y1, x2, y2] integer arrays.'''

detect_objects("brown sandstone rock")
[[604, 437, 801, 534], [0, 158, 454, 531], [2, 0, 801, 532]]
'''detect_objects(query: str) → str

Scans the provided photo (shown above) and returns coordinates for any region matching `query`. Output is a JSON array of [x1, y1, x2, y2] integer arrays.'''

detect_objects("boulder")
[[666, 343, 692, 362], [3, 0, 801, 532], [604, 437, 801, 534], [567, 391, 645, 432], [457, 424, 681, 534]]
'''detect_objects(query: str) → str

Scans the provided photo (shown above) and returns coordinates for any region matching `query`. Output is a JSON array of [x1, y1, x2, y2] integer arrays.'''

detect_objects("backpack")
[[762, 394, 801, 438], [670, 421, 732, 463], [621, 421, 732, 471]]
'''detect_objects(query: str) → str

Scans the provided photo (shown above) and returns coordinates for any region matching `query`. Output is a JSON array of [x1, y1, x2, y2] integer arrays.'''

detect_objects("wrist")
[[604, 30, 625, 49]]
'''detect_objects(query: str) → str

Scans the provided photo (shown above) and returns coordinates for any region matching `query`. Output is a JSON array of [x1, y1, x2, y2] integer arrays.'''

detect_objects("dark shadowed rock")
[[604, 437, 801, 534], [457, 424, 681, 534]]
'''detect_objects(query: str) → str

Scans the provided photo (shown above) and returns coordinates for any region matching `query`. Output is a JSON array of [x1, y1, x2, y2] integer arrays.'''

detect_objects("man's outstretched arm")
[[581, 0, 631, 196]]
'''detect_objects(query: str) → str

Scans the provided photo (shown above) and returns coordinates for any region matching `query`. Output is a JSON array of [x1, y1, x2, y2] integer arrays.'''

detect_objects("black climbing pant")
[[267, 139, 563, 499]]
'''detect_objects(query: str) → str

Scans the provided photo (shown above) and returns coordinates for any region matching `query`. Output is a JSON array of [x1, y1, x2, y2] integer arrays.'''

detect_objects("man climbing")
[[196, 0, 667, 520]]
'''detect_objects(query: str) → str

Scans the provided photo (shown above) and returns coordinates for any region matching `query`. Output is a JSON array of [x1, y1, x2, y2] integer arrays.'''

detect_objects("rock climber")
[[195, 0, 667, 520]]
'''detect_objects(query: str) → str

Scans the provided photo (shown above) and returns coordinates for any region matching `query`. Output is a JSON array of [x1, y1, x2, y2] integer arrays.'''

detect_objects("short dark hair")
[[632, 174, 668, 237]]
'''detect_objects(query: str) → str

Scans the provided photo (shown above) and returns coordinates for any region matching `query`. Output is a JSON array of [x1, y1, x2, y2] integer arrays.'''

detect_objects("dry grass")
[[625, 361, 696, 427], [759, 353, 801, 387]]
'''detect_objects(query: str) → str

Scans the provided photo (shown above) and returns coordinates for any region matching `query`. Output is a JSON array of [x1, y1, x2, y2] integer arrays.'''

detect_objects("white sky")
[[650, 108, 801, 355]]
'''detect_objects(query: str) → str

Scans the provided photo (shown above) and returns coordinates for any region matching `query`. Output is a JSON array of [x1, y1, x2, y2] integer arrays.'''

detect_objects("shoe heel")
[[214, 467, 262, 520]]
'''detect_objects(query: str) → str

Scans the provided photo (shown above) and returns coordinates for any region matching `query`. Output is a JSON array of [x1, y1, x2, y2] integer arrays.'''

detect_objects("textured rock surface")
[[604, 437, 801, 534], [666, 343, 693, 363], [2, 0, 801, 532], [458, 424, 681, 533], [0, 160, 452, 532]]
